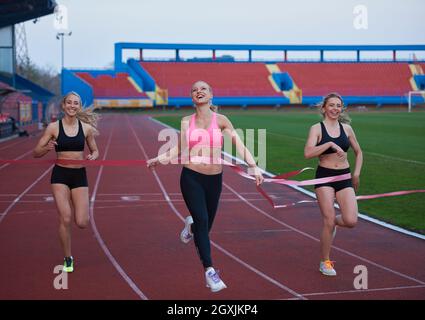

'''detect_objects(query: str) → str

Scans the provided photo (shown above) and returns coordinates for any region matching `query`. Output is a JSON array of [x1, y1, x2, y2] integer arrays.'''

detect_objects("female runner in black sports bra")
[[33, 91, 99, 272], [304, 93, 363, 276]]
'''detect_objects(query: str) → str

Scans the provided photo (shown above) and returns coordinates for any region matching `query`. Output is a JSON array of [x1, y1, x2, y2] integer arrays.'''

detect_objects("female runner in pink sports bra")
[[147, 80, 263, 292]]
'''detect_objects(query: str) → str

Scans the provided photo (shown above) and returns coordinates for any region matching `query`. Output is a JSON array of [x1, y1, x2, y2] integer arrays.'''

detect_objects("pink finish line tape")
[[1, 158, 423, 209]]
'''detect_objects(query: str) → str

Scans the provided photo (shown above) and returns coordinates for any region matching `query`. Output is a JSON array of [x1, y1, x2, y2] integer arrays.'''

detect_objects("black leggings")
[[180, 166, 222, 268]]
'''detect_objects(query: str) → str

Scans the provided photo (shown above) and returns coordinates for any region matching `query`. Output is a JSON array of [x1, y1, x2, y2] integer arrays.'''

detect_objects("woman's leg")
[[180, 169, 212, 269], [335, 187, 358, 228], [315, 186, 337, 261], [51, 184, 73, 257], [205, 173, 222, 233], [71, 187, 90, 229]]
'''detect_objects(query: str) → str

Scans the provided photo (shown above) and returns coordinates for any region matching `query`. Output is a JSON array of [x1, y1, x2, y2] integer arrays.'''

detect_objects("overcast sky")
[[23, 0, 425, 72]]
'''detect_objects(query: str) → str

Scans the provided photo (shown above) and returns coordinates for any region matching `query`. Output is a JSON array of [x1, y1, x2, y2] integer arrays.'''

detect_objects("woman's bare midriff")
[[318, 153, 350, 170], [184, 146, 223, 174], [184, 163, 222, 175], [57, 151, 85, 169]]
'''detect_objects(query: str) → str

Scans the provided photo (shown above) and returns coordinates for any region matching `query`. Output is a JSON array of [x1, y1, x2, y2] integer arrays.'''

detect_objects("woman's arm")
[[33, 123, 57, 158], [220, 115, 264, 185], [85, 125, 99, 160], [147, 141, 180, 167], [346, 125, 363, 191], [147, 117, 188, 167], [304, 125, 344, 159]]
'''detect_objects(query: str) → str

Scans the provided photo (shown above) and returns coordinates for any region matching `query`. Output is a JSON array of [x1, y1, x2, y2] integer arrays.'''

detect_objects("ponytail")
[[76, 109, 100, 130], [338, 110, 351, 124]]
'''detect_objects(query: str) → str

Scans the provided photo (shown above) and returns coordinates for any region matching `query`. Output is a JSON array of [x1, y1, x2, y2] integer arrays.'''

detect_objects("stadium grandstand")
[[63, 42, 425, 109], [0, 0, 56, 139]]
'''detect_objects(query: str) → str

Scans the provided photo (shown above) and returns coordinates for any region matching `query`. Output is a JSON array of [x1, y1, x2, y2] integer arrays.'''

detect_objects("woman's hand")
[[147, 157, 160, 168], [352, 174, 360, 192], [33, 123, 57, 158], [256, 171, 264, 186], [331, 142, 346, 160], [249, 166, 264, 186], [86, 153, 98, 160], [46, 139, 57, 151]]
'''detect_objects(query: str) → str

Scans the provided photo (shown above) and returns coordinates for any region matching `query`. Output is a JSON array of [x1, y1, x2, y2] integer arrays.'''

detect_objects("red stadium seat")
[[140, 62, 280, 97], [276, 63, 411, 96], [76, 72, 148, 98]]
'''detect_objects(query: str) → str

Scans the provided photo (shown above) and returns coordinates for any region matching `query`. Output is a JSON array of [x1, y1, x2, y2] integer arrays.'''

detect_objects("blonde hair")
[[62, 91, 100, 129], [191, 81, 218, 112], [318, 92, 351, 124], [209, 102, 218, 112]]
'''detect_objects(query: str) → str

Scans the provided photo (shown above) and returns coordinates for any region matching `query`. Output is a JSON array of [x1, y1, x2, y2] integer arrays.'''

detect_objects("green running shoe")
[[63, 256, 74, 273]]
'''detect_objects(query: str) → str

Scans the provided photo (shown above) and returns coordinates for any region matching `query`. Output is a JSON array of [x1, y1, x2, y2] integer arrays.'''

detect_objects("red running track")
[[0, 114, 424, 300]]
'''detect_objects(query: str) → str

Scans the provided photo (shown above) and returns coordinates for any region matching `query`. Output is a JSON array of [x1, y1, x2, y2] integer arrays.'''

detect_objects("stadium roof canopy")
[[0, 0, 57, 28], [115, 42, 425, 52], [114, 42, 425, 67]]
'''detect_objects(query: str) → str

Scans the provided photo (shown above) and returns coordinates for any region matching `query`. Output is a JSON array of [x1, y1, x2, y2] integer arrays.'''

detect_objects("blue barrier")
[[302, 96, 407, 106], [168, 96, 291, 107]]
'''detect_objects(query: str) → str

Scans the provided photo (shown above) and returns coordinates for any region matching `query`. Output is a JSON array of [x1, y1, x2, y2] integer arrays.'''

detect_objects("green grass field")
[[152, 109, 425, 234]]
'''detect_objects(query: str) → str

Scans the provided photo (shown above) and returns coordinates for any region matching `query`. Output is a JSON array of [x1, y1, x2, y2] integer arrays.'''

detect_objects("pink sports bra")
[[186, 112, 223, 151]]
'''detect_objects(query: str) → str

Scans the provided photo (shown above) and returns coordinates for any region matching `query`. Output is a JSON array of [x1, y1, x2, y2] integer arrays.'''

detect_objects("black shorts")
[[314, 166, 352, 192], [51, 165, 88, 189]]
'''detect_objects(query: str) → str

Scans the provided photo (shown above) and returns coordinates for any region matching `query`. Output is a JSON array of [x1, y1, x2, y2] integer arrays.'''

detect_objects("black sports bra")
[[316, 121, 350, 155], [55, 119, 85, 152]]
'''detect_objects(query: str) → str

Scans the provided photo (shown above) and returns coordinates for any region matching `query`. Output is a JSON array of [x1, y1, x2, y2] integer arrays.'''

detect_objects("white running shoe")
[[319, 260, 337, 276], [205, 267, 227, 292], [180, 216, 194, 244]]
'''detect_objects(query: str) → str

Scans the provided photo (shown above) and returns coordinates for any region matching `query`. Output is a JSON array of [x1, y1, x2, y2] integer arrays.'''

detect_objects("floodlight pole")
[[56, 31, 72, 70], [56, 31, 72, 94]]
